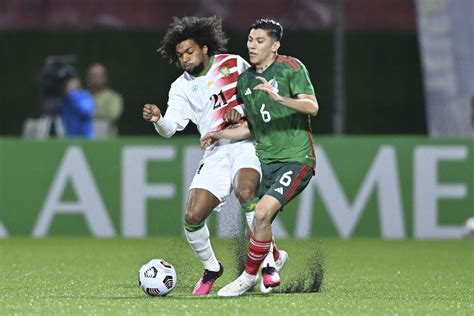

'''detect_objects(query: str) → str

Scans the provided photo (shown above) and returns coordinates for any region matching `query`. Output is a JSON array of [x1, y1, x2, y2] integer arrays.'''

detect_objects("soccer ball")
[[138, 259, 177, 297], [463, 217, 474, 238]]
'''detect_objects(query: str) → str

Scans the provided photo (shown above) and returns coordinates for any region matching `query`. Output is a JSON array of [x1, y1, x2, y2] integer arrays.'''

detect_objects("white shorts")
[[189, 140, 261, 203]]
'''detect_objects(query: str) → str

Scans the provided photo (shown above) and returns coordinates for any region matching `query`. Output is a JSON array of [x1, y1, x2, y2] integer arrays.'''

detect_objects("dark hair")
[[158, 16, 228, 64], [249, 19, 283, 41]]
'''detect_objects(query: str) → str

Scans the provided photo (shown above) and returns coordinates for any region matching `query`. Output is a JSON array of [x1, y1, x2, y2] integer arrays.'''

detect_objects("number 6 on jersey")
[[260, 104, 271, 122], [279, 171, 293, 186]]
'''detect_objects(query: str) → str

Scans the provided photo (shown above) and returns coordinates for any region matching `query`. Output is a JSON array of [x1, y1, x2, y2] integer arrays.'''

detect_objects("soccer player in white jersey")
[[142, 16, 286, 295]]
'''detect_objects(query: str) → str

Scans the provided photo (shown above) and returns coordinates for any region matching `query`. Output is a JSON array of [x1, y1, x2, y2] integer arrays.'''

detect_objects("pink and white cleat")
[[261, 265, 281, 288], [192, 263, 224, 295], [260, 250, 289, 293]]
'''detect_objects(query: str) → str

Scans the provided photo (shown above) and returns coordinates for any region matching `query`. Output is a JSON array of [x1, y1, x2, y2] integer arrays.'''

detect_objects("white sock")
[[185, 223, 220, 272], [261, 242, 276, 268], [242, 270, 258, 280], [245, 211, 255, 233]]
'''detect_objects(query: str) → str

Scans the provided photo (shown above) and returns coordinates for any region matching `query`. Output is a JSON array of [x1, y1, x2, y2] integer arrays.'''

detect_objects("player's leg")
[[184, 188, 225, 295], [256, 162, 313, 289], [247, 195, 281, 267], [251, 196, 285, 289], [233, 167, 260, 235], [229, 140, 262, 235], [217, 196, 281, 297], [232, 154, 283, 262], [230, 141, 281, 253], [218, 162, 314, 297], [230, 141, 282, 278], [184, 188, 221, 270], [234, 166, 284, 293], [186, 150, 232, 295]]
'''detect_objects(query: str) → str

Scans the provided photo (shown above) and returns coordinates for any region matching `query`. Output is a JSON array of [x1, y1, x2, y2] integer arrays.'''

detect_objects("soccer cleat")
[[275, 250, 289, 271], [192, 262, 224, 295], [261, 265, 280, 287], [217, 271, 258, 297], [259, 250, 289, 294]]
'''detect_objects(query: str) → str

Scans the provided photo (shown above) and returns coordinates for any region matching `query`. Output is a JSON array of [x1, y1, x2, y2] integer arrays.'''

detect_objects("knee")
[[184, 210, 206, 226], [235, 188, 256, 204], [253, 208, 273, 229]]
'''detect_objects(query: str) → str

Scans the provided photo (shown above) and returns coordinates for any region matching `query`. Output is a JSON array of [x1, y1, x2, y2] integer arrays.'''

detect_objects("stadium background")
[[1, 0, 426, 136], [1, 0, 471, 238], [0, 1, 473, 314]]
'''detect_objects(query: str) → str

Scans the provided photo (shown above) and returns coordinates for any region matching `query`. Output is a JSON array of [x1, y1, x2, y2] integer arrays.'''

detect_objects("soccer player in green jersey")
[[201, 19, 319, 296]]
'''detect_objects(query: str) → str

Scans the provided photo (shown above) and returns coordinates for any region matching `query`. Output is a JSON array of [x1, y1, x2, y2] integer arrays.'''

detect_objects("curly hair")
[[158, 16, 228, 65]]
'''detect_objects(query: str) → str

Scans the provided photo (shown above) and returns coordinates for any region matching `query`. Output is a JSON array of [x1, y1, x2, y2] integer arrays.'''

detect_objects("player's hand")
[[224, 109, 242, 124], [200, 131, 222, 149], [143, 104, 161, 122], [254, 76, 283, 102]]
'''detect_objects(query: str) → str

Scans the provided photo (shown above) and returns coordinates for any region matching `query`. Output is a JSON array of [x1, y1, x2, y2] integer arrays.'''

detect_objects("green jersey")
[[238, 55, 316, 168]]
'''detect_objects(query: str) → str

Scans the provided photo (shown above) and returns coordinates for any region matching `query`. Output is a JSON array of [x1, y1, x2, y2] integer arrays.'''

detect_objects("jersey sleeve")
[[164, 81, 195, 131], [289, 61, 315, 97], [235, 57, 250, 117], [236, 76, 247, 115]]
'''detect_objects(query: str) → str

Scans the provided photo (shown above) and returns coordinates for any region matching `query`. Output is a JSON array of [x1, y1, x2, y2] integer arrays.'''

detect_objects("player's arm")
[[254, 76, 318, 116], [142, 104, 178, 138], [200, 121, 251, 149], [278, 93, 318, 116]]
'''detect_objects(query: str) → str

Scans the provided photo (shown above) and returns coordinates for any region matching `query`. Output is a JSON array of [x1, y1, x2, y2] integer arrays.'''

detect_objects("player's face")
[[176, 39, 209, 76], [247, 29, 280, 67]]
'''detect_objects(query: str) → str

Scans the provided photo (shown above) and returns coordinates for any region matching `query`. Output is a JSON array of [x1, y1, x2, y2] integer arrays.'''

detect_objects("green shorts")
[[257, 161, 314, 207]]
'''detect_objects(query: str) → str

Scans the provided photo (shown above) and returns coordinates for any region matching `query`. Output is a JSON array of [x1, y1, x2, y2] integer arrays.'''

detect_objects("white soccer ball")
[[138, 259, 177, 297], [464, 217, 474, 237]]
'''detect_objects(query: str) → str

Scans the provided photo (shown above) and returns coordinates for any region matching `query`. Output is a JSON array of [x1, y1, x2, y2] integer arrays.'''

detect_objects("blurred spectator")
[[35, 56, 94, 138], [86, 63, 123, 137], [59, 75, 95, 138]]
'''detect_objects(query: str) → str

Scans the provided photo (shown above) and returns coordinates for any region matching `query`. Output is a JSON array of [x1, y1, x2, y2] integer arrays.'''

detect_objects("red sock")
[[245, 237, 272, 275], [273, 241, 280, 262]]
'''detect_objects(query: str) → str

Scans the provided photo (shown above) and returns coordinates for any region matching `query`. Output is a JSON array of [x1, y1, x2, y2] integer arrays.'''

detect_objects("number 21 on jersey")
[[210, 90, 228, 110]]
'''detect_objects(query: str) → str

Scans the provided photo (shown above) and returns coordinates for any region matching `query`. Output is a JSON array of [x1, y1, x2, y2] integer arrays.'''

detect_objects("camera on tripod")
[[39, 55, 78, 99]]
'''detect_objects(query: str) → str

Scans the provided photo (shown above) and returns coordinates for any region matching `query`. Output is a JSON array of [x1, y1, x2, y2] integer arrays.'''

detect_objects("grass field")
[[0, 237, 472, 315]]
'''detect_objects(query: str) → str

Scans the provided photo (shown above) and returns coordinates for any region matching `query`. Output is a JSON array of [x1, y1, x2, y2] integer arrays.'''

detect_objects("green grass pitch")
[[0, 237, 472, 315]]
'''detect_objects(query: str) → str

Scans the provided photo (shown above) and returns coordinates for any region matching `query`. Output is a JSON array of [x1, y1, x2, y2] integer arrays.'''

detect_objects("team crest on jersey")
[[220, 67, 230, 77], [207, 80, 214, 87], [192, 85, 199, 92], [268, 77, 279, 93]]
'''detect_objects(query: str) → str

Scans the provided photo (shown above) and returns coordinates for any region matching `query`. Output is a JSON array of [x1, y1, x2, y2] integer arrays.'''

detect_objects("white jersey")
[[164, 54, 250, 136]]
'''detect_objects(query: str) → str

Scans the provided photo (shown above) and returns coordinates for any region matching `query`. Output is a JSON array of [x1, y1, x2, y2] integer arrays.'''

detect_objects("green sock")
[[184, 220, 205, 232], [242, 197, 259, 230], [242, 197, 259, 213]]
